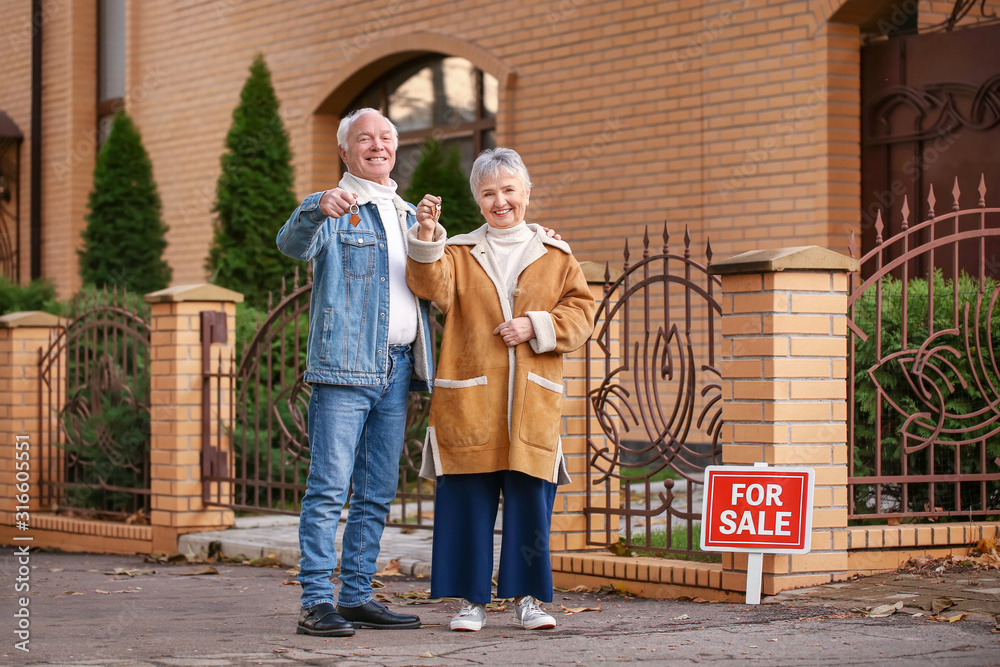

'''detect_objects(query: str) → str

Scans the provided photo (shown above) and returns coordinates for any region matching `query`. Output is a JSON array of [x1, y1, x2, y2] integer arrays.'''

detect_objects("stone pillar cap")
[[708, 246, 860, 275], [0, 310, 65, 328], [144, 283, 245, 304]]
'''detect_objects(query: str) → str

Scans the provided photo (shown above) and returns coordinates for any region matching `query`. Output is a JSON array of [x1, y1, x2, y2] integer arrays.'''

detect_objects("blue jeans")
[[298, 345, 412, 609]]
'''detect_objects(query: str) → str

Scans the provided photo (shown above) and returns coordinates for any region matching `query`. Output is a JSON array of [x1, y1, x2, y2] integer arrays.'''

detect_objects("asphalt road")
[[1, 551, 998, 666]]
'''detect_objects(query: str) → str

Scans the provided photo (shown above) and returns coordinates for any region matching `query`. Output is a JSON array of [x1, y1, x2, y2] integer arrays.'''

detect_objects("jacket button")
[[381, 277, 385, 281], [512, 288, 522, 297]]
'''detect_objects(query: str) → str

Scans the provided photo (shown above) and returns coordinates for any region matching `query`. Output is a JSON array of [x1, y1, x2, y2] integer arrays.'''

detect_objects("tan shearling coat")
[[406, 223, 596, 484]]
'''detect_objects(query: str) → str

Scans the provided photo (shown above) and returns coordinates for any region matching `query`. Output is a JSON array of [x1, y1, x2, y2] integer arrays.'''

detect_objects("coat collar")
[[446, 223, 573, 255], [339, 172, 414, 220]]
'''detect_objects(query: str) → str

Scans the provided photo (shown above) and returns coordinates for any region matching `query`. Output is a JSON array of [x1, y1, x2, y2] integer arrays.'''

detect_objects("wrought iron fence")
[[37, 287, 151, 519], [585, 225, 723, 557], [202, 268, 438, 529], [848, 175, 1000, 521]]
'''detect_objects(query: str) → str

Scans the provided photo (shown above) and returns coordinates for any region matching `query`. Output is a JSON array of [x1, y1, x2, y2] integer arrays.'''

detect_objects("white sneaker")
[[514, 596, 556, 630], [450, 600, 486, 632]]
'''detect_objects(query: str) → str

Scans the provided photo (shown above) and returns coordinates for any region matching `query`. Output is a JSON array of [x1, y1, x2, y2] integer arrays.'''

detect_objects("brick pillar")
[[709, 247, 859, 595], [0, 312, 64, 541], [145, 284, 242, 553], [551, 261, 622, 553]]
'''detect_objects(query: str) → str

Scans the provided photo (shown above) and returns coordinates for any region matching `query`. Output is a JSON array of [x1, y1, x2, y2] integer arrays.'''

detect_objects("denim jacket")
[[276, 188, 434, 391]]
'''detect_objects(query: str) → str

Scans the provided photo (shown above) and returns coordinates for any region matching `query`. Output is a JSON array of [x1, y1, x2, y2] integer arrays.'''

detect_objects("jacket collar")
[[339, 172, 414, 220], [446, 223, 573, 255]]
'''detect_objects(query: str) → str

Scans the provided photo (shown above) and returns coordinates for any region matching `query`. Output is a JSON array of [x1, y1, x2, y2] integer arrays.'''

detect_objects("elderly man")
[[276, 108, 434, 636]]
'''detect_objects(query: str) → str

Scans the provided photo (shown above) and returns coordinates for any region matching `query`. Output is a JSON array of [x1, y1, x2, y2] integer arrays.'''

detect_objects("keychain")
[[349, 203, 361, 226]]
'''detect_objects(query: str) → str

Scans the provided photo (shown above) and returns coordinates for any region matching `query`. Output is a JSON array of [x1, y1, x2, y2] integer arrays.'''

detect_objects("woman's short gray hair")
[[337, 108, 399, 150], [469, 148, 532, 195]]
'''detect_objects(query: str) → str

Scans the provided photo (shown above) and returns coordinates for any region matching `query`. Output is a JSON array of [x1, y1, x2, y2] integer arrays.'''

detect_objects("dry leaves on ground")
[[105, 567, 158, 577], [560, 603, 602, 614], [375, 559, 403, 577], [852, 601, 904, 617]]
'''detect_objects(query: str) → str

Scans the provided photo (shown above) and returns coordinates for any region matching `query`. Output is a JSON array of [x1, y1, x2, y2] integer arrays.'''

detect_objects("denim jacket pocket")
[[519, 372, 563, 451], [339, 231, 377, 278], [431, 376, 489, 447]]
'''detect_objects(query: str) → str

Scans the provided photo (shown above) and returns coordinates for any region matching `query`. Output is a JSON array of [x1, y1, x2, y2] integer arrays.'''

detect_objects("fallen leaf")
[[672, 614, 690, 620], [178, 566, 219, 576], [94, 588, 141, 594], [932, 597, 957, 614], [419, 652, 434, 658], [946, 613, 968, 623], [281, 579, 300, 586], [63, 591, 84, 596], [106, 568, 157, 577], [376, 559, 403, 576], [398, 589, 431, 600], [855, 601, 903, 617], [561, 603, 602, 614], [273, 648, 291, 653], [50, 568, 64, 572], [566, 585, 592, 593]]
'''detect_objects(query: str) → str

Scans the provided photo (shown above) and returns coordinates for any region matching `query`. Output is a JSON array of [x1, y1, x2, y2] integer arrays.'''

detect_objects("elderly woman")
[[407, 148, 596, 632]]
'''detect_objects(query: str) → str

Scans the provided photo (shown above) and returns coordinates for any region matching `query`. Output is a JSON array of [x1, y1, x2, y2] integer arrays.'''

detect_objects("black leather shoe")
[[297, 602, 356, 636], [337, 600, 421, 629]]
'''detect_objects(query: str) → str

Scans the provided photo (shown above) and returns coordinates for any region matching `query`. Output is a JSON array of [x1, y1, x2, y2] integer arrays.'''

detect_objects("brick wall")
[[0, 0, 901, 297]]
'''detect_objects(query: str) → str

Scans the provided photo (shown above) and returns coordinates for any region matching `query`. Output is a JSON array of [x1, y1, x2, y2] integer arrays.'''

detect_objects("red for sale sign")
[[700, 466, 815, 554]]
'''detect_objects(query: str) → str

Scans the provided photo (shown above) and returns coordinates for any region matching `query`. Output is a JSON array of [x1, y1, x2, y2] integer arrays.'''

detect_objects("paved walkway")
[[4, 549, 998, 666]]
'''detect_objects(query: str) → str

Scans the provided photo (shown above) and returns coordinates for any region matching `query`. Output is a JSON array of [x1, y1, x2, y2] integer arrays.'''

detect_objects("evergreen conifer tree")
[[207, 53, 297, 308], [79, 109, 171, 294], [402, 139, 482, 236]]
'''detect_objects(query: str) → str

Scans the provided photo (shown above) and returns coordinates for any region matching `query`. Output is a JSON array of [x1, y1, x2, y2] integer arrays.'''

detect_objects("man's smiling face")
[[339, 111, 397, 185]]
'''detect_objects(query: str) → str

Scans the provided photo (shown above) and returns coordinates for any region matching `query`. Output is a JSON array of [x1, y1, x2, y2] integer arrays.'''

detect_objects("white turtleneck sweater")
[[484, 222, 534, 308], [347, 176, 417, 345]]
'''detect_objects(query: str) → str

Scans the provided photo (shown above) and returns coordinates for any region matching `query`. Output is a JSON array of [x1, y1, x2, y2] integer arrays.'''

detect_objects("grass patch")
[[615, 523, 721, 563]]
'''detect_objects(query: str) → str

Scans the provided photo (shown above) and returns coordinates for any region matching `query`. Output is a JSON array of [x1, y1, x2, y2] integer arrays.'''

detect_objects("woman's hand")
[[493, 317, 535, 347], [416, 194, 442, 241]]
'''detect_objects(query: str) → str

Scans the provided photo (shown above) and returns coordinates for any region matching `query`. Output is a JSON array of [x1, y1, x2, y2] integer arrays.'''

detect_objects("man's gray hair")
[[337, 108, 399, 150], [469, 148, 532, 195]]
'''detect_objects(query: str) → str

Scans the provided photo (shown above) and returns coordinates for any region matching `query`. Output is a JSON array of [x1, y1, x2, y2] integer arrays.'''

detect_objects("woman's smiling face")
[[476, 172, 530, 229]]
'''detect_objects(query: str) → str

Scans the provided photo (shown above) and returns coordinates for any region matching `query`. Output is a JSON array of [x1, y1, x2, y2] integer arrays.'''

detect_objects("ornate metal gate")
[[585, 226, 723, 557], [37, 287, 151, 519], [202, 269, 436, 528], [848, 176, 1000, 520]]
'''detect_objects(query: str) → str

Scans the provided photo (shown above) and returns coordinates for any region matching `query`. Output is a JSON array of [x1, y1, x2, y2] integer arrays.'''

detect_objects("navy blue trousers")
[[431, 470, 557, 604]]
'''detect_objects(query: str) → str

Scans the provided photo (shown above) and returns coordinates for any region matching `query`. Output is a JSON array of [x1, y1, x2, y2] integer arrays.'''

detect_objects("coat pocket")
[[519, 372, 563, 451], [431, 376, 489, 447]]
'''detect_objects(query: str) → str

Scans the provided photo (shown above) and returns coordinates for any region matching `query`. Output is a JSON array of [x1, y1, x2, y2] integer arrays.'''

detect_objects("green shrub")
[[402, 138, 483, 236], [79, 109, 171, 295], [852, 270, 1000, 517], [207, 53, 298, 309], [0, 276, 63, 316]]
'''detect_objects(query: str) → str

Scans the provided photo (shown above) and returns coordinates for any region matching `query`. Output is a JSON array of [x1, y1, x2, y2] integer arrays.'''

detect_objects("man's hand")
[[416, 194, 442, 241], [542, 227, 562, 241], [320, 188, 359, 218], [493, 317, 535, 347]]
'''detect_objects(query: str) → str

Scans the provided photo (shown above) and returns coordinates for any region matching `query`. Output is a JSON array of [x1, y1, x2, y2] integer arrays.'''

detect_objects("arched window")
[[346, 55, 498, 192]]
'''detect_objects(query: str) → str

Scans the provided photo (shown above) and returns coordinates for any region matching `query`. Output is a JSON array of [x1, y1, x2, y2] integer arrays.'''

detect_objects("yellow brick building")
[[0, 1, 960, 297]]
